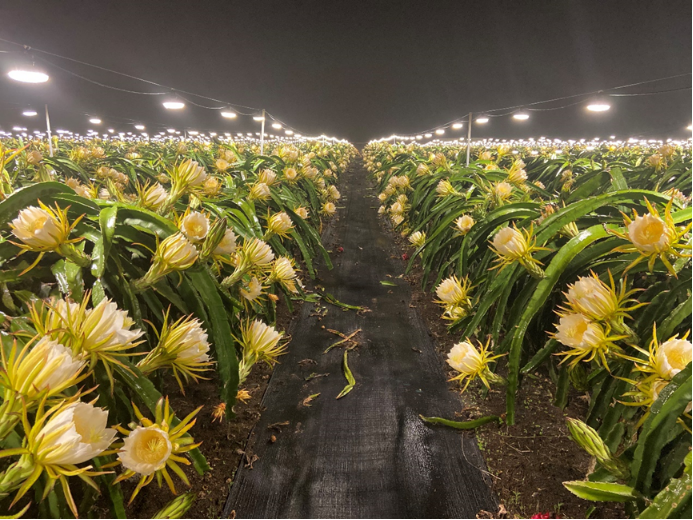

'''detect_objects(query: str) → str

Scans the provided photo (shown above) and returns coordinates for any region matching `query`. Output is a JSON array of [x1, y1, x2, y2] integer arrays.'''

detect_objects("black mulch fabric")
[[224, 160, 497, 518]]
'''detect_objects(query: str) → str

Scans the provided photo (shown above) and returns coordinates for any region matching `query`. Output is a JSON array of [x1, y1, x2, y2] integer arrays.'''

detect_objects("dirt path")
[[224, 159, 496, 518]]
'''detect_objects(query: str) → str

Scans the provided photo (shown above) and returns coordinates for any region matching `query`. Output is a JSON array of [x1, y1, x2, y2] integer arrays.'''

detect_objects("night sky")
[[0, 0, 691, 144]]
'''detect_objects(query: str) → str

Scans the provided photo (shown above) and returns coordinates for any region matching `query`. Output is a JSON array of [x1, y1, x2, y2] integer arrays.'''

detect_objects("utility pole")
[[45, 104, 53, 157], [260, 109, 266, 155], [465, 112, 472, 166]]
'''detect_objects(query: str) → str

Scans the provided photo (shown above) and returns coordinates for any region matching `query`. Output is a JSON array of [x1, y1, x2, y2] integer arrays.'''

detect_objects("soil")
[[386, 228, 625, 519], [91, 296, 303, 519]]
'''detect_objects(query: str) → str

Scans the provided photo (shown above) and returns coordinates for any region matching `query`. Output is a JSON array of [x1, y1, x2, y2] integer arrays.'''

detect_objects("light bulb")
[[163, 101, 185, 110], [435, 129, 445, 135], [586, 103, 610, 112], [135, 124, 145, 130], [221, 111, 237, 119], [89, 118, 102, 124], [476, 117, 489, 124], [451, 123, 463, 130], [8, 69, 49, 83], [272, 123, 282, 129], [22, 110, 38, 117]]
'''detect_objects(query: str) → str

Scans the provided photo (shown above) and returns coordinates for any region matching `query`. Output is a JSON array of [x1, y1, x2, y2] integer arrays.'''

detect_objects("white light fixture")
[[135, 124, 145, 130], [451, 123, 463, 130], [221, 111, 237, 119], [167, 128, 176, 133], [513, 113, 529, 120], [424, 133, 432, 138], [416, 135, 423, 140], [687, 124, 692, 131], [189, 130, 199, 135], [8, 69, 49, 83], [253, 115, 265, 122], [586, 103, 611, 112], [163, 101, 185, 110], [285, 130, 294, 135], [610, 135, 616, 139], [476, 117, 489, 124], [89, 118, 102, 124], [108, 128, 115, 133], [22, 110, 38, 117], [435, 129, 445, 135], [271, 123, 282, 129]]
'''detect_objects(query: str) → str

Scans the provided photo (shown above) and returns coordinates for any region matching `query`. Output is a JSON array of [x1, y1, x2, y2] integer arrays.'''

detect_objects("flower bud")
[[409, 231, 426, 248], [266, 212, 294, 237]]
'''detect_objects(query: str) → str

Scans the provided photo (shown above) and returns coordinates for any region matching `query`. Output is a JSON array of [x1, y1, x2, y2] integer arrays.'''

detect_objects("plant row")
[[364, 141, 691, 517], [0, 136, 356, 517]]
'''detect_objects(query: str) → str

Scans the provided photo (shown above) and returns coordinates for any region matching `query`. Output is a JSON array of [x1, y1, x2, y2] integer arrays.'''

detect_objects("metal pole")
[[260, 109, 266, 155], [465, 112, 472, 166], [45, 104, 53, 157]]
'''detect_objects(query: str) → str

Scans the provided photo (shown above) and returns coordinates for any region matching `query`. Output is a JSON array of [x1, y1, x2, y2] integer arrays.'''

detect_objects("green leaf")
[[563, 481, 639, 502], [91, 205, 118, 278], [536, 190, 669, 244], [657, 295, 692, 341], [638, 453, 692, 518], [419, 414, 500, 429], [185, 268, 239, 419], [0, 181, 73, 227], [51, 259, 84, 301], [336, 350, 356, 399], [93, 456, 127, 519], [630, 366, 692, 495], [506, 225, 610, 424]]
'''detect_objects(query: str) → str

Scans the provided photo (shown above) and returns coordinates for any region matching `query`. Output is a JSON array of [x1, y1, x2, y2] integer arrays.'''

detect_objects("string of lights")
[[389, 72, 692, 140], [0, 36, 332, 140]]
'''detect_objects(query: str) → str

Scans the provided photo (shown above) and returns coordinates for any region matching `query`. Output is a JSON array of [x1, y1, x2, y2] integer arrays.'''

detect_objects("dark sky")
[[0, 0, 691, 144]]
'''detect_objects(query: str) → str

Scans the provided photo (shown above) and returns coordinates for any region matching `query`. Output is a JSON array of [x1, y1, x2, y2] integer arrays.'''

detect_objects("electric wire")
[[406, 73, 692, 137]]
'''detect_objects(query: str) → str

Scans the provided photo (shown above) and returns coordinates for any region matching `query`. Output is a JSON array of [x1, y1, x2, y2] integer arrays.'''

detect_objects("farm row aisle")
[[224, 159, 496, 518]]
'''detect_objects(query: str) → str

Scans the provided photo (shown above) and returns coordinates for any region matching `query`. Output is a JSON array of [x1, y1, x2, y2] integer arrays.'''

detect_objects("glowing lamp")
[[272, 123, 282, 129], [435, 129, 445, 135], [221, 111, 237, 119], [513, 113, 529, 121], [135, 124, 145, 130], [8, 69, 49, 83], [22, 110, 38, 117], [586, 103, 610, 112], [89, 118, 102, 124], [163, 101, 185, 110], [476, 117, 489, 124], [452, 123, 463, 130]]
